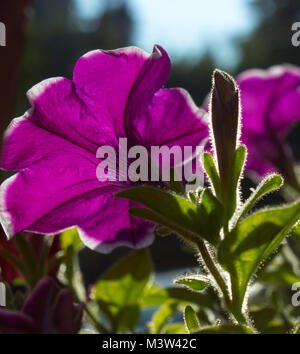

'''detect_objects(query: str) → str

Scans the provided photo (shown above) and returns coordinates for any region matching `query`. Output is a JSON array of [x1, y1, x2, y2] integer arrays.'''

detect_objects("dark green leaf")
[[169, 168, 184, 195], [249, 307, 276, 333]]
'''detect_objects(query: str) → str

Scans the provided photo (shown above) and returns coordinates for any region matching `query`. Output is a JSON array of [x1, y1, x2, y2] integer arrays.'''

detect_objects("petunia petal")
[[73, 46, 152, 145], [1, 109, 97, 172], [0, 152, 107, 238], [125, 45, 171, 140], [238, 65, 300, 135], [131, 88, 208, 150], [78, 195, 154, 254], [237, 65, 300, 176]]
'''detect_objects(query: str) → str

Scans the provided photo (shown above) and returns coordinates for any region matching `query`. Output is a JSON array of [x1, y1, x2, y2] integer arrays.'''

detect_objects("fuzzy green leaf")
[[174, 274, 209, 291], [218, 200, 300, 311], [202, 152, 221, 198], [194, 325, 254, 334], [236, 174, 283, 223], [184, 305, 201, 333], [118, 186, 223, 246]]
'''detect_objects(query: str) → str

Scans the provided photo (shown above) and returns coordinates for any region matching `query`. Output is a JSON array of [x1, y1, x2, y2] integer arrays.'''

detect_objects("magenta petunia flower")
[[0, 45, 208, 253], [236, 65, 300, 185], [0, 277, 83, 334]]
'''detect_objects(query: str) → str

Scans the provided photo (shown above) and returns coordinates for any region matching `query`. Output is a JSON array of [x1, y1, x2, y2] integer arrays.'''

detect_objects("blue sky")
[[75, 0, 257, 68]]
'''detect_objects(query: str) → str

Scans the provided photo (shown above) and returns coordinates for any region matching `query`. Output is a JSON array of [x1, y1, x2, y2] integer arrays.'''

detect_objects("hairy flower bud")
[[211, 69, 240, 185]]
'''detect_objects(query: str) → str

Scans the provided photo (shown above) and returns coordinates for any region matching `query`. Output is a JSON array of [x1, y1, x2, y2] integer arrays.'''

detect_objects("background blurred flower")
[[0, 277, 83, 334], [0, 232, 61, 285], [0, 45, 208, 253], [237, 65, 300, 191]]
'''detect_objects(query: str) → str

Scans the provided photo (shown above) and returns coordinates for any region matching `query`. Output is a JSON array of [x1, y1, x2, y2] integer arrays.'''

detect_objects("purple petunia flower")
[[0, 277, 83, 334], [0, 45, 208, 253], [237, 65, 300, 186]]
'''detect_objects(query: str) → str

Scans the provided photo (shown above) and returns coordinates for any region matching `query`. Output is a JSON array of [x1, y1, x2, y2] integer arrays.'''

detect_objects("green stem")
[[197, 240, 231, 308], [196, 239, 247, 325]]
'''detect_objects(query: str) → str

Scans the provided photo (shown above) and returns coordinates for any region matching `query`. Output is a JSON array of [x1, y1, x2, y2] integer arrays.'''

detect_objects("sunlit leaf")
[[184, 305, 201, 333], [94, 249, 152, 307], [118, 186, 223, 246], [202, 152, 221, 198], [163, 323, 187, 334], [235, 174, 283, 223], [218, 200, 300, 311], [139, 283, 169, 307], [60, 227, 83, 251], [150, 299, 178, 334], [194, 324, 254, 334], [174, 274, 209, 291]]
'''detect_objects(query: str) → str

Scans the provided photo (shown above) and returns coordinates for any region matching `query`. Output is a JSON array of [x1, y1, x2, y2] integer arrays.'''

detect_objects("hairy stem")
[[196, 239, 247, 325]]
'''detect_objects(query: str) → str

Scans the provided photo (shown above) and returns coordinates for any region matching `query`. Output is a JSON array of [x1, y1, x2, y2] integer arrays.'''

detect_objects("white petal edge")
[[77, 226, 155, 254]]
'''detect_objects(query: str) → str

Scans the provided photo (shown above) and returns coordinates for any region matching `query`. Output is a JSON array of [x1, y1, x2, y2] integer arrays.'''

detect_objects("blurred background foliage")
[[1, 0, 300, 284]]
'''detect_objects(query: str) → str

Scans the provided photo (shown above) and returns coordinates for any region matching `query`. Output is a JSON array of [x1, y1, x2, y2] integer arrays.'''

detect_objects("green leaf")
[[218, 200, 300, 311], [184, 305, 201, 333], [150, 300, 178, 334], [94, 249, 152, 307], [236, 174, 283, 223], [163, 323, 188, 334], [118, 186, 223, 246], [291, 223, 300, 239], [166, 287, 215, 308], [60, 227, 83, 251], [249, 307, 277, 333], [226, 145, 246, 219], [202, 152, 221, 198], [188, 191, 198, 204], [257, 263, 300, 286], [139, 283, 169, 307], [197, 188, 224, 245], [116, 305, 140, 333], [174, 274, 209, 291], [195, 325, 254, 334]]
